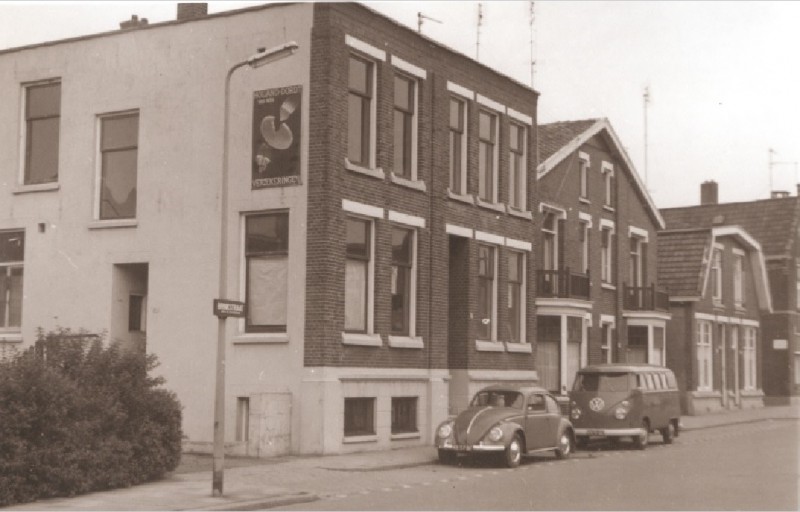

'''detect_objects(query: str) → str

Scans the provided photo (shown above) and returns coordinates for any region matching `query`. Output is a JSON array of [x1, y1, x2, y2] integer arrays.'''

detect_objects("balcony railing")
[[623, 284, 670, 312], [537, 268, 590, 300]]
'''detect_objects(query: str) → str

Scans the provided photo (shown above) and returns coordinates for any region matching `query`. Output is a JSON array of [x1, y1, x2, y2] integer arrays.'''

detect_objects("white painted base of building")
[[448, 369, 538, 416], [685, 389, 764, 415]]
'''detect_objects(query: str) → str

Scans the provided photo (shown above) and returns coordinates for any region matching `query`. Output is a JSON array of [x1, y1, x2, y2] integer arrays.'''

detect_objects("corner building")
[[0, 3, 539, 456]]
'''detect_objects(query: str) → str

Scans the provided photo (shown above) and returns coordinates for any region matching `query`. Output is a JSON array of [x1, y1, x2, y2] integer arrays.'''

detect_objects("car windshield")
[[470, 391, 524, 409], [573, 373, 631, 392]]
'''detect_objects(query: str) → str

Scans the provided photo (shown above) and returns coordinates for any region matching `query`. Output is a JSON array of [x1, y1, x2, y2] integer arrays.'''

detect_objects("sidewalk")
[[5, 404, 797, 511]]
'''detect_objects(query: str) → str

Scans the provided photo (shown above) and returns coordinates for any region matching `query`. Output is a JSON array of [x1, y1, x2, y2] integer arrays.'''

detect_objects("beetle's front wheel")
[[504, 433, 522, 468], [555, 430, 573, 459]]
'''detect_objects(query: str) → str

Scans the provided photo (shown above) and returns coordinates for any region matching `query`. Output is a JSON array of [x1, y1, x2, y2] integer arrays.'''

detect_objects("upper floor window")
[[477, 244, 496, 341], [478, 110, 497, 203], [733, 252, 744, 307], [449, 97, 467, 195], [579, 220, 590, 275], [542, 211, 558, 271], [629, 236, 645, 287], [796, 263, 800, 311], [347, 55, 374, 167], [601, 226, 615, 284], [505, 251, 525, 343], [24, 81, 61, 185], [508, 123, 527, 210], [696, 320, 713, 391], [345, 217, 373, 333], [578, 153, 590, 200], [602, 162, 614, 207], [245, 212, 289, 333], [98, 112, 139, 220], [0, 231, 24, 332], [711, 246, 722, 303], [393, 74, 417, 179], [391, 226, 415, 336], [743, 327, 757, 390]]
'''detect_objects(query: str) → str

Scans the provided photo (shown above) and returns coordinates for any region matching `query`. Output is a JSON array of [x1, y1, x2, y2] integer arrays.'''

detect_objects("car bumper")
[[438, 441, 505, 452], [574, 427, 646, 437]]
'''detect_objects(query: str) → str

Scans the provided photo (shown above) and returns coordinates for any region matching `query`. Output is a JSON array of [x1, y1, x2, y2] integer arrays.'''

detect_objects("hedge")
[[0, 329, 183, 506]]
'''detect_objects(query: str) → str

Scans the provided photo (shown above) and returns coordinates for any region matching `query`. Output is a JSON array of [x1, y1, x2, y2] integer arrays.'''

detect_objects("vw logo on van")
[[589, 397, 605, 412]]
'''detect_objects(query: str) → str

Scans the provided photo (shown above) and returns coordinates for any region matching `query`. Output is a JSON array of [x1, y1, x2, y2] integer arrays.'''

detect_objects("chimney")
[[119, 14, 149, 30], [771, 190, 790, 199], [700, 180, 718, 205], [177, 3, 208, 21], [796, 183, 800, 197]]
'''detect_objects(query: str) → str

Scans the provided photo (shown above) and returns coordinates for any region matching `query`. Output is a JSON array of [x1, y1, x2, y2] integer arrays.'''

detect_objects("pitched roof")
[[657, 229, 711, 297], [661, 196, 799, 256], [536, 118, 665, 229]]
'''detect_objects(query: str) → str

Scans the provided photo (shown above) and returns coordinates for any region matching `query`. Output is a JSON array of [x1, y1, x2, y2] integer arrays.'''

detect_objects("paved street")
[[283, 420, 799, 511]]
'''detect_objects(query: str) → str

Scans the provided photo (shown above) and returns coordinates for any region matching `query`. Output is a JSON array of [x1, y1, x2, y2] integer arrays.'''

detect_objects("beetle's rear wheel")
[[555, 430, 573, 459]]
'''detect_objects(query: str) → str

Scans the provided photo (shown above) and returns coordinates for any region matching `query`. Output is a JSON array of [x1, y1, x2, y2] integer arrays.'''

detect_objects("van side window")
[[644, 373, 655, 389], [666, 371, 677, 389], [659, 373, 668, 389], [636, 374, 646, 389], [654, 374, 664, 390]]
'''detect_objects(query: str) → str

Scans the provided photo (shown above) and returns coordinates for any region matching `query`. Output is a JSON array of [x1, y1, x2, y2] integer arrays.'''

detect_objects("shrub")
[[0, 329, 182, 506]]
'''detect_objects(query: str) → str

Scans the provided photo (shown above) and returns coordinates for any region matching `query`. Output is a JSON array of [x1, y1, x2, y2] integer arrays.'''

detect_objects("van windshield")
[[573, 373, 631, 392]]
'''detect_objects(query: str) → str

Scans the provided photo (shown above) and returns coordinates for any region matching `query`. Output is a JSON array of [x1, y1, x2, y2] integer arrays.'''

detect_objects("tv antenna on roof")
[[418, 12, 442, 34], [768, 148, 798, 197], [643, 85, 651, 191], [529, 1, 536, 88], [476, 3, 483, 61]]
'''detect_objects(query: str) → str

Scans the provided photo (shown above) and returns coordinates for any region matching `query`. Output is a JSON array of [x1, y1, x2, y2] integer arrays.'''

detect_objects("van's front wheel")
[[660, 422, 675, 444], [633, 420, 649, 450]]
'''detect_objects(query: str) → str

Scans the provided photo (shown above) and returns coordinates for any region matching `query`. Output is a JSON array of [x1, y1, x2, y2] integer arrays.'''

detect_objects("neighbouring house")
[[535, 118, 668, 400], [661, 181, 800, 407], [0, 2, 540, 456]]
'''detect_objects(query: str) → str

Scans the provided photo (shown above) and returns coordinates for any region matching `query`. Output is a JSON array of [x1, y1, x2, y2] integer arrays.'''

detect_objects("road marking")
[[422, 482, 432, 486], [382, 487, 394, 492], [335, 494, 348, 499]]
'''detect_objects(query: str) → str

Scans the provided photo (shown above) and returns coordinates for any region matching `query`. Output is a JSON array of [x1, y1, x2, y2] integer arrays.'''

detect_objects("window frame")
[[477, 109, 498, 204], [391, 396, 419, 435], [22, 79, 61, 186], [542, 210, 559, 271], [710, 245, 723, 304], [602, 161, 614, 208], [344, 216, 375, 334], [0, 230, 25, 333], [477, 244, 497, 341], [344, 397, 376, 437], [733, 251, 745, 307], [347, 54, 377, 170], [600, 224, 615, 284], [743, 327, 757, 391], [95, 110, 140, 221], [390, 226, 416, 336], [392, 73, 418, 181], [579, 220, 590, 275], [243, 211, 290, 334], [578, 152, 590, 200], [629, 235, 644, 287], [600, 316, 616, 364], [696, 320, 713, 391], [508, 122, 527, 211], [448, 96, 468, 195], [236, 397, 250, 442], [505, 250, 526, 344]]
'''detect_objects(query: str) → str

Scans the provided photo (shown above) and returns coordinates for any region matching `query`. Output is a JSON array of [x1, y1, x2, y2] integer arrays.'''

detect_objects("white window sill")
[[601, 283, 617, 291], [475, 198, 505, 213], [475, 339, 504, 352], [603, 205, 615, 212], [691, 390, 721, 398], [88, 219, 138, 230], [342, 332, 383, 347], [579, 197, 591, 205], [345, 158, 385, 180], [740, 389, 764, 397], [505, 342, 532, 353], [712, 301, 724, 310], [447, 189, 474, 204], [390, 172, 427, 192], [391, 432, 421, 440], [13, 182, 60, 195], [734, 304, 746, 312], [0, 334, 23, 343], [343, 434, 378, 444], [233, 333, 289, 345], [388, 335, 424, 349], [507, 207, 532, 220]]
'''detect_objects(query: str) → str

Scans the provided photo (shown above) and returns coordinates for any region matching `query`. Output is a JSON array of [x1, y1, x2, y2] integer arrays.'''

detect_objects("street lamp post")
[[213, 41, 299, 497]]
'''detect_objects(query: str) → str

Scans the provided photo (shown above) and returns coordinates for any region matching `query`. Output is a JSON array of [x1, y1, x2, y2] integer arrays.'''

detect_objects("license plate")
[[587, 429, 605, 436], [453, 445, 472, 451]]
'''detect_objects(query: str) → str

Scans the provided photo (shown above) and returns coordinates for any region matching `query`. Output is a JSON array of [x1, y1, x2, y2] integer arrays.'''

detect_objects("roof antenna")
[[769, 148, 799, 198], [417, 12, 442, 34], [643, 85, 651, 192], [476, 3, 483, 61], [529, 1, 536, 88]]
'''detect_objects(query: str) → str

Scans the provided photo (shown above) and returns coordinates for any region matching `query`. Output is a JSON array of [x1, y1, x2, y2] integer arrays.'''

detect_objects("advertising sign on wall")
[[252, 85, 302, 189]]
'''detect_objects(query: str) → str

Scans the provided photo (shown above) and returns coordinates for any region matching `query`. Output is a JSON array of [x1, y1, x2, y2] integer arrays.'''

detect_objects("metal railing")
[[537, 268, 590, 300], [623, 284, 670, 312]]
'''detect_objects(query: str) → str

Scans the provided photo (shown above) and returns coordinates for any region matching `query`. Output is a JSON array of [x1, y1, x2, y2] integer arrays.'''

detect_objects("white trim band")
[[475, 230, 505, 245], [507, 107, 533, 126], [342, 199, 384, 219], [446, 81, 475, 99], [388, 210, 426, 228], [476, 93, 506, 113], [446, 223, 473, 238], [505, 237, 532, 252], [391, 55, 426, 80], [629, 225, 650, 242], [345, 34, 386, 61]]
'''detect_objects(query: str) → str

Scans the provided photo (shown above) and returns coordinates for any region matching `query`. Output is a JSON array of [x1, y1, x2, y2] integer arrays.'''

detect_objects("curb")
[[320, 459, 438, 472], [680, 416, 799, 431], [192, 491, 319, 511]]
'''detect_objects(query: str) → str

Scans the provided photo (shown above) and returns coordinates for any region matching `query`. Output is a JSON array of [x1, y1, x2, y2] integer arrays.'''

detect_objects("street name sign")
[[213, 299, 245, 318]]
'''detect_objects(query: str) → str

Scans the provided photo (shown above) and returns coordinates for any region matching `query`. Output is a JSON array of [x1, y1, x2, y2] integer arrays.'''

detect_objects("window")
[[505, 251, 525, 343], [629, 236, 643, 287], [566, 316, 583, 391], [579, 155, 589, 199], [743, 327, 757, 391], [628, 325, 648, 364], [542, 211, 558, 271], [0, 231, 24, 331], [796, 263, 800, 311], [347, 55, 374, 167], [236, 397, 250, 442], [128, 294, 145, 332], [477, 245, 496, 340], [393, 74, 416, 179], [478, 110, 497, 203], [711, 247, 722, 303], [245, 212, 289, 333], [536, 316, 560, 392], [601, 320, 615, 363], [344, 397, 375, 437], [391, 397, 418, 434], [579, 221, 590, 275], [345, 218, 372, 333], [391, 227, 414, 335], [602, 162, 614, 207], [508, 123, 527, 210], [734, 253, 744, 307], [696, 320, 713, 391], [24, 81, 61, 185], [601, 227, 614, 283], [449, 97, 467, 194], [653, 326, 665, 366], [99, 112, 139, 220], [794, 352, 800, 386]]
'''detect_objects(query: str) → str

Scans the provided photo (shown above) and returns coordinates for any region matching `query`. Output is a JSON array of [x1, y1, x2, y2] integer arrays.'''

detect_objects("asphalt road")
[[282, 419, 799, 511]]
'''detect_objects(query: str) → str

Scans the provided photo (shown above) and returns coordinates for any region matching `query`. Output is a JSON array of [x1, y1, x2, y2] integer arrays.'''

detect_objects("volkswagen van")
[[568, 364, 680, 449]]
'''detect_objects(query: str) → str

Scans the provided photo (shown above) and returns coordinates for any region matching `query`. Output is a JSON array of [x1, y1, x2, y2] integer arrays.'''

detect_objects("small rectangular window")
[[24, 81, 61, 185], [99, 112, 139, 220], [0, 231, 25, 331], [344, 397, 375, 437], [236, 397, 250, 442], [391, 397, 418, 434]]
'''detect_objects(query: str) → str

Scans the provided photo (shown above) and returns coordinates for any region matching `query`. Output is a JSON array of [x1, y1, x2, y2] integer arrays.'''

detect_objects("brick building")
[[535, 119, 668, 398], [661, 181, 800, 407], [0, 2, 540, 456]]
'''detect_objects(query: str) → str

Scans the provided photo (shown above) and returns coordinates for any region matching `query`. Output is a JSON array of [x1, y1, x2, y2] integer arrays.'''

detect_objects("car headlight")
[[614, 400, 630, 420], [438, 423, 453, 439], [571, 406, 582, 420], [488, 427, 503, 442]]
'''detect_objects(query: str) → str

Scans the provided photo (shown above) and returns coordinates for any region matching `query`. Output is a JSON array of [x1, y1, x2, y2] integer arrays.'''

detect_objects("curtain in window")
[[248, 257, 287, 327], [345, 259, 368, 331]]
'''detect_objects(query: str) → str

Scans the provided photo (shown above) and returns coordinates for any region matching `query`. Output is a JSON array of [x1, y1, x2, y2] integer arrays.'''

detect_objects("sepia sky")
[[1, 1, 798, 208]]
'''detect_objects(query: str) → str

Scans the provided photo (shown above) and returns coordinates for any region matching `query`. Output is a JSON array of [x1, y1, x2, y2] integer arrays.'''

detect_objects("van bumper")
[[574, 428, 646, 437]]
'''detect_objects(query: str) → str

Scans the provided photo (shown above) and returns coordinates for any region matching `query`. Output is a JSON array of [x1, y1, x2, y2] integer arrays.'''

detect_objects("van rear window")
[[573, 373, 631, 392]]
